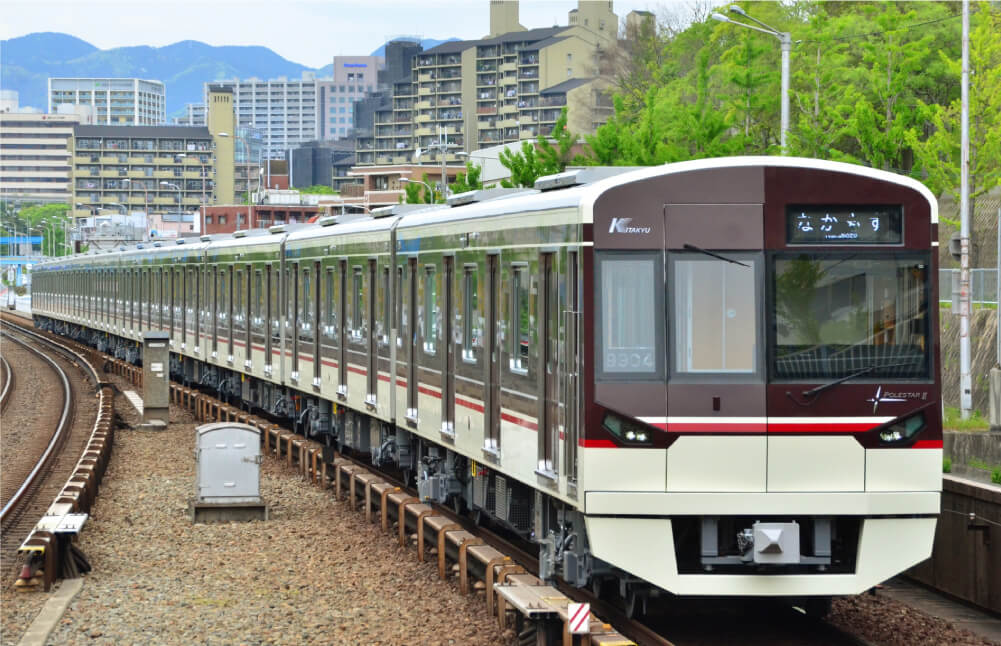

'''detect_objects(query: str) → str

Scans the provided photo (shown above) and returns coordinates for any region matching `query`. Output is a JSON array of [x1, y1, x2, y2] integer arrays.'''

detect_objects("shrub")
[[992, 468, 1001, 485], [943, 457, 952, 473]]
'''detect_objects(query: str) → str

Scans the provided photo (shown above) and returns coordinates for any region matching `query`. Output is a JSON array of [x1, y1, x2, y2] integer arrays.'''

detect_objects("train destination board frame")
[[787, 205, 903, 245]]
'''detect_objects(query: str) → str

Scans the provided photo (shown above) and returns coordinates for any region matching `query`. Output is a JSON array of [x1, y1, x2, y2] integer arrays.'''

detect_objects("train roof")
[[36, 157, 938, 269]]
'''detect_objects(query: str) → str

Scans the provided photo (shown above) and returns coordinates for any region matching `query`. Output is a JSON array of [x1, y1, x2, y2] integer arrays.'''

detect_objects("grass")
[[939, 301, 999, 310], [943, 406, 992, 431]]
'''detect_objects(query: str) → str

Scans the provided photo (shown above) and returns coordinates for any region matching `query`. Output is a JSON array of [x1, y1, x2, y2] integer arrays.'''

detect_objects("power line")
[[801, 13, 961, 45]]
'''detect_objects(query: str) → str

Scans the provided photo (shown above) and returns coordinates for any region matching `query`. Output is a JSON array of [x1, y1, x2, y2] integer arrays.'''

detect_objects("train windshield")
[[772, 254, 930, 380]]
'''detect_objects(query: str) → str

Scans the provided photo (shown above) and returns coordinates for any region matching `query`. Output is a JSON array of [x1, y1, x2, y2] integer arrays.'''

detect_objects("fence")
[[938, 268, 999, 306]]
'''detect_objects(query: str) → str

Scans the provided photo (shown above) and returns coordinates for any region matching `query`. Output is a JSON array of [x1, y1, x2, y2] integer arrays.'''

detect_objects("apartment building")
[[356, 1, 617, 166], [205, 73, 321, 159], [49, 78, 166, 125], [174, 103, 207, 126], [70, 124, 232, 219], [0, 112, 79, 204]]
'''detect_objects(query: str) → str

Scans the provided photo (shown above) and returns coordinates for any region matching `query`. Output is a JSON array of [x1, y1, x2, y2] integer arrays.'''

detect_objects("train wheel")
[[804, 596, 832, 619], [623, 588, 644, 619], [590, 576, 604, 599]]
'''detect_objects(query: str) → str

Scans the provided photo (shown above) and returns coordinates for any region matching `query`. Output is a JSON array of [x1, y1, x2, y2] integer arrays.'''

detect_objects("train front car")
[[579, 157, 940, 608]]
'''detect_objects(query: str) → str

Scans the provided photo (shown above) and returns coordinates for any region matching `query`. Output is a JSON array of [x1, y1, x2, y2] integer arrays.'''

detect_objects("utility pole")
[[959, 0, 972, 420]]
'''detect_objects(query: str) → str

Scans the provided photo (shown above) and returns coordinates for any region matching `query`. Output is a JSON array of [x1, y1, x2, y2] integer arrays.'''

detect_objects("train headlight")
[[602, 413, 652, 445], [878, 412, 926, 444]]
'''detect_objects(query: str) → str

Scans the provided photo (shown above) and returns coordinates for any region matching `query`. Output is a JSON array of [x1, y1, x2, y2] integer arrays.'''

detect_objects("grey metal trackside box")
[[190, 422, 268, 522], [195, 422, 263, 504]]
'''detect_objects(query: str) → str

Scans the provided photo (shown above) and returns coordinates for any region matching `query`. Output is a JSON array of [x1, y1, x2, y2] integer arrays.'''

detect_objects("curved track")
[[0, 323, 89, 577], [0, 354, 12, 413]]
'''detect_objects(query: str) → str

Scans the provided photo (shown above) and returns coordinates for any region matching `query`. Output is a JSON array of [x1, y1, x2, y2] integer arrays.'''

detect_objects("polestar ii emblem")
[[867, 386, 906, 414]]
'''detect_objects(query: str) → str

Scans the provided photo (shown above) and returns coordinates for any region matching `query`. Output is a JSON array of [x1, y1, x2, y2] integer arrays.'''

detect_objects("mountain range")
[[1, 32, 456, 118]]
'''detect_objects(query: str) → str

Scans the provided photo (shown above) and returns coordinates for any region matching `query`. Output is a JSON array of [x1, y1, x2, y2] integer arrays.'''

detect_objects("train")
[[31, 157, 942, 616]]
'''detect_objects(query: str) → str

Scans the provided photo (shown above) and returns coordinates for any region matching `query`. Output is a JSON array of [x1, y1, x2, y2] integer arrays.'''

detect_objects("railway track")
[[0, 354, 12, 413], [10, 316, 872, 646], [0, 319, 108, 583], [0, 326, 75, 571]]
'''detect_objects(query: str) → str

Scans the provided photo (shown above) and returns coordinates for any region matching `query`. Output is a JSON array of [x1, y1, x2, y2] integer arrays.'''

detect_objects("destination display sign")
[[787, 205, 903, 245]]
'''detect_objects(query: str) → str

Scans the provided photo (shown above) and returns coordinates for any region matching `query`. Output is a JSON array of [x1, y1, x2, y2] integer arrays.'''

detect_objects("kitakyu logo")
[[609, 218, 652, 234]]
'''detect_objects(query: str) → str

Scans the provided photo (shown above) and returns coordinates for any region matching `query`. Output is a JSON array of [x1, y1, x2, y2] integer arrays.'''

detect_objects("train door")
[[244, 264, 253, 369], [440, 255, 455, 436], [267, 263, 278, 376], [228, 264, 236, 363], [337, 259, 348, 398], [563, 249, 580, 492], [312, 261, 321, 386], [320, 264, 336, 386], [366, 259, 378, 406], [537, 251, 558, 479], [483, 252, 501, 455], [291, 262, 300, 380], [405, 257, 418, 421]]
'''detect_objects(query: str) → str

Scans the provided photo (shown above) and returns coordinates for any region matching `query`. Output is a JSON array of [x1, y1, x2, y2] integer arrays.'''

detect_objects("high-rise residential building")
[[70, 87, 234, 221], [356, 0, 617, 166], [174, 103, 206, 126], [70, 125, 216, 219], [205, 73, 320, 159], [0, 112, 79, 204], [49, 78, 166, 125], [316, 55, 383, 140]]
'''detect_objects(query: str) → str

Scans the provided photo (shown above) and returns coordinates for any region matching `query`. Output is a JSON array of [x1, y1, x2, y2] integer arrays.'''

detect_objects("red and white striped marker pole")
[[568, 602, 590, 635]]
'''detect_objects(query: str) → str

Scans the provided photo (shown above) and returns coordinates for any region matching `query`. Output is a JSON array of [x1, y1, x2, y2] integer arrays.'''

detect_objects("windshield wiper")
[[682, 243, 750, 267], [802, 361, 919, 398]]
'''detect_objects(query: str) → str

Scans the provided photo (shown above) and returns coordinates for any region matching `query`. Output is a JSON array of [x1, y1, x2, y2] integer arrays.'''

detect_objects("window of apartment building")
[[206, 216, 213, 224], [218, 215, 227, 224]]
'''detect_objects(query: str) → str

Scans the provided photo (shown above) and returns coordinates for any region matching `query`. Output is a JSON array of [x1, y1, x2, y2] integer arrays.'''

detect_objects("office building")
[[317, 56, 383, 140], [0, 112, 79, 204], [289, 139, 357, 190], [356, 0, 617, 166], [49, 78, 166, 125], [206, 73, 320, 159]]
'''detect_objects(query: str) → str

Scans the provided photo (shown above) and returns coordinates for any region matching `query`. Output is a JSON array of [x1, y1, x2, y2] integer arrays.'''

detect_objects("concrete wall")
[[908, 476, 1001, 614], [945, 431, 1001, 482]]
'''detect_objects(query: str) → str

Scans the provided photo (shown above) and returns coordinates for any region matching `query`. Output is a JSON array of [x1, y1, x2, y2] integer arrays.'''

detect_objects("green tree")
[[402, 173, 439, 204], [499, 106, 578, 188], [909, 2, 1001, 243], [17, 203, 71, 256], [450, 162, 484, 194], [298, 185, 337, 194]]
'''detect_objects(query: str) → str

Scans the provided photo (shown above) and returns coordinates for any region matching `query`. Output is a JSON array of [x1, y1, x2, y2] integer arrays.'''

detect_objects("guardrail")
[[939, 268, 999, 305]]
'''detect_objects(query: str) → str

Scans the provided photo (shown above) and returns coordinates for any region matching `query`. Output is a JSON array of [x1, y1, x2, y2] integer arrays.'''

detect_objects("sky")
[[0, 0, 673, 68]]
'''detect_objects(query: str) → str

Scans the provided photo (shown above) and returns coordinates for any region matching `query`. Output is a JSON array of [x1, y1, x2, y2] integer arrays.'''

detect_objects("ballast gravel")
[[2, 384, 514, 646]]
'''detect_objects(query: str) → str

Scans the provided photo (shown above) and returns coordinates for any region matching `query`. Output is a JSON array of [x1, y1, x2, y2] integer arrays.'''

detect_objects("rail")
[[0, 329, 73, 526], [0, 354, 11, 413]]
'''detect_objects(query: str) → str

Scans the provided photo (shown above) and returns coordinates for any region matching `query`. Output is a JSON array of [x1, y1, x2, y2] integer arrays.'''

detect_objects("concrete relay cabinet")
[[189, 422, 269, 523]]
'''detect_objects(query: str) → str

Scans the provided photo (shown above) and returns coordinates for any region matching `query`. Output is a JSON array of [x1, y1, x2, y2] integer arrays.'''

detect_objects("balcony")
[[500, 103, 518, 115], [416, 99, 433, 110], [415, 114, 432, 124], [476, 106, 497, 115], [416, 126, 433, 137], [154, 170, 177, 179]]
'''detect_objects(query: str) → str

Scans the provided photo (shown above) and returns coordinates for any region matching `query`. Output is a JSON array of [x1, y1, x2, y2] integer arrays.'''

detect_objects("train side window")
[[672, 255, 758, 375], [253, 269, 263, 329], [380, 265, 390, 346], [595, 252, 664, 381], [423, 265, 437, 355], [323, 268, 335, 337], [509, 264, 529, 374], [351, 266, 363, 339], [462, 265, 478, 362]]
